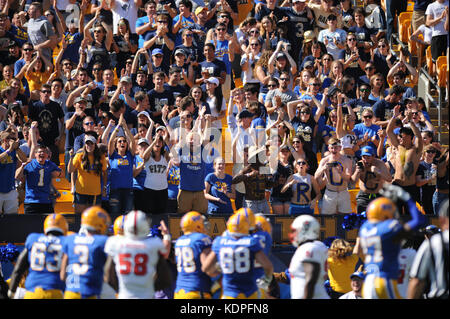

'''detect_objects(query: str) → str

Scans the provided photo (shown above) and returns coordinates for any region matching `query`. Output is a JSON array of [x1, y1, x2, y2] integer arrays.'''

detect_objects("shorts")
[[64, 291, 98, 299], [0, 189, 18, 214], [322, 188, 352, 215], [431, 35, 448, 61], [74, 193, 102, 205], [362, 274, 402, 299], [24, 288, 63, 299], [222, 290, 258, 299], [177, 189, 208, 214], [174, 289, 212, 299], [24, 203, 54, 214], [289, 203, 314, 216], [356, 190, 381, 214]]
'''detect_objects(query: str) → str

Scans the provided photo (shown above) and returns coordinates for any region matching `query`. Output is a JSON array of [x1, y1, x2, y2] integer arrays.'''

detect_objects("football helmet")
[[44, 214, 68, 235], [235, 207, 256, 231], [289, 215, 320, 247], [255, 214, 272, 235], [180, 211, 205, 234], [227, 212, 250, 237], [81, 206, 111, 235], [113, 215, 126, 235], [123, 210, 150, 238], [366, 197, 396, 222]]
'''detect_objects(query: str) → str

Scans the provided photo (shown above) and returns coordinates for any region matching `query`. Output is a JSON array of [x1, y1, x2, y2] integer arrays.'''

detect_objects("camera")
[[357, 161, 364, 169]]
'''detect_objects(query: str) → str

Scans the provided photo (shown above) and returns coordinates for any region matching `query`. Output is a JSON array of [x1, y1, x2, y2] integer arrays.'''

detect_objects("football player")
[[174, 211, 213, 299], [8, 214, 68, 299], [60, 206, 111, 299], [113, 215, 126, 236], [253, 213, 274, 298], [104, 210, 172, 299], [357, 184, 426, 299], [289, 215, 329, 299], [202, 212, 273, 299]]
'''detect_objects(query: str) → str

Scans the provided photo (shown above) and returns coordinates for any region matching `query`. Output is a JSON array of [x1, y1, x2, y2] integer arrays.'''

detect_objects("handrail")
[[419, 68, 443, 141]]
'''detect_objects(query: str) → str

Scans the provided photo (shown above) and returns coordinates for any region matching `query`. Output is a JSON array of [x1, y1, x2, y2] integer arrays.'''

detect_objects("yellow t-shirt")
[[73, 152, 107, 196], [327, 254, 359, 293], [25, 70, 51, 92]]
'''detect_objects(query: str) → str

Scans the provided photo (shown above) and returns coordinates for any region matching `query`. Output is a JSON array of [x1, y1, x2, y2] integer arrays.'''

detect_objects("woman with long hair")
[[84, 9, 114, 74], [317, 53, 334, 84], [227, 87, 247, 121], [113, 18, 138, 78], [107, 113, 137, 215], [372, 37, 396, 81], [281, 157, 321, 216], [327, 238, 360, 299], [254, 49, 273, 95], [241, 36, 262, 85], [339, 32, 367, 80], [270, 145, 294, 215], [205, 77, 226, 131], [189, 85, 208, 118], [268, 42, 297, 89], [289, 134, 318, 176], [67, 133, 107, 213], [325, 60, 345, 89], [260, 15, 277, 50], [294, 70, 313, 98], [24, 50, 54, 99], [204, 157, 235, 215], [369, 73, 387, 103]]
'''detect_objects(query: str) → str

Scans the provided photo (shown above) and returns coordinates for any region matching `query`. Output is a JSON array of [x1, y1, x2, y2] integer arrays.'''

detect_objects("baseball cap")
[[152, 48, 164, 56], [84, 135, 97, 144], [304, 60, 314, 68], [276, 52, 286, 60], [328, 137, 341, 146], [120, 76, 132, 83], [195, 6, 207, 15], [137, 111, 151, 121], [156, 126, 166, 132], [303, 30, 315, 43], [327, 14, 337, 21], [361, 146, 375, 156], [206, 77, 219, 86], [174, 49, 186, 57], [238, 109, 254, 119], [293, 0, 307, 2], [350, 271, 365, 280], [138, 138, 150, 145], [74, 96, 88, 104]]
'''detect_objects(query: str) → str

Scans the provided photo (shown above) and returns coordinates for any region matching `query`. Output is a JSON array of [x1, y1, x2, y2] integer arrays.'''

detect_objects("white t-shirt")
[[425, 0, 449, 37], [339, 291, 362, 299], [397, 248, 417, 298], [144, 156, 168, 190], [206, 96, 226, 129], [289, 240, 330, 299], [318, 28, 347, 60], [111, 0, 139, 34], [104, 235, 167, 299]]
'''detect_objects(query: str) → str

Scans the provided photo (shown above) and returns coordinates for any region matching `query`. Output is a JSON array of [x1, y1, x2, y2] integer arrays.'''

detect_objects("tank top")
[[291, 173, 312, 205], [144, 155, 168, 190]]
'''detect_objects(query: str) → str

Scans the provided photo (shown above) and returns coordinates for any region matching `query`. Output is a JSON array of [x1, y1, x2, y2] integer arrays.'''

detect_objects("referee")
[[407, 199, 449, 299]]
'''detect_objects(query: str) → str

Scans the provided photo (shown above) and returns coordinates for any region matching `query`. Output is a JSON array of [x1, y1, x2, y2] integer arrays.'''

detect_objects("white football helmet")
[[123, 210, 150, 239], [289, 215, 320, 247]]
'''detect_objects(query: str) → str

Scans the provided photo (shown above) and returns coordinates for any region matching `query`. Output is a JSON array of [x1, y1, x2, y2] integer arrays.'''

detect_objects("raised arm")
[[386, 104, 401, 148]]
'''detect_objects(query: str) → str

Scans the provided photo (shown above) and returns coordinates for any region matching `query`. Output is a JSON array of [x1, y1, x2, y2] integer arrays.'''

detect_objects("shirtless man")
[[314, 137, 353, 215], [386, 105, 423, 213], [351, 145, 392, 213]]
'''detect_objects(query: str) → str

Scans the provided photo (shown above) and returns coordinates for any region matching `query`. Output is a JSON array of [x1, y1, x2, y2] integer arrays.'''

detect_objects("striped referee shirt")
[[409, 229, 449, 299]]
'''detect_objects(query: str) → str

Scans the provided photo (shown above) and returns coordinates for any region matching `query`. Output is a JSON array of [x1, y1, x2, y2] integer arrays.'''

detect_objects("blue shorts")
[[289, 203, 314, 216]]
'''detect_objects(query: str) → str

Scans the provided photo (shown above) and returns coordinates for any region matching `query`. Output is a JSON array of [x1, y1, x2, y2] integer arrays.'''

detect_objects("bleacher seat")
[[397, 12, 413, 39], [426, 46, 434, 76], [398, 18, 411, 44], [436, 56, 447, 73], [437, 62, 448, 88], [407, 1, 414, 11]]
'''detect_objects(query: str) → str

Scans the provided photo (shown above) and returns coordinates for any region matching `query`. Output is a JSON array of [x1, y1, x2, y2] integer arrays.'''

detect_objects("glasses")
[[365, 66, 374, 71], [158, 20, 168, 23], [250, 30, 259, 34], [310, 83, 321, 86], [84, 121, 95, 126], [280, 78, 289, 81], [219, 15, 229, 19], [297, 161, 307, 165], [268, 84, 277, 88], [126, 61, 132, 64], [378, 44, 386, 48], [293, 140, 301, 144], [216, 28, 225, 31], [250, 43, 259, 46], [412, 112, 419, 115], [185, 34, 193, 37], [300, 111, 309, 114], [426, 149, 436, 154], [117, 140, 127, 143], [100, 115, 108, 119], [93, 68, 102, 71], [360, 88, 370, 92], [41, 90, 51, 94], [94, 29, 103, 33], [154, 55, 163, 58], [63, 62, 72, 66], [363, 115, 373, 119], [347, 38, 356, 41]]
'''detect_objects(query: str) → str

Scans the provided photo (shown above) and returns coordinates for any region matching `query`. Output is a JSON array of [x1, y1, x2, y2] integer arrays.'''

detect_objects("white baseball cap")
[[137, 138, 150, 145], [206, 77, 219, 86], [84, 135, 97, 144]]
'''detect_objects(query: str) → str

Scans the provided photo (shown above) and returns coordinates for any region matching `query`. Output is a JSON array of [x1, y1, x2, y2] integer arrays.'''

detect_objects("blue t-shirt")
[[108, 150, 135, 190], [0, 147, 17, 193], [252, 230, 272, 280], [167, 163, 180, 199], [211, 39, 232, 75], [178, 146, 206, 192], [62, 233, 108, 297], [24, 159, 61, 204], [212, 233, 263, 298], [172, 15, 195, 47], [353, 123, 380, 155], [205, 172, 233, 214], [62, 32, 83, 64], [133, 155, 146, 191], [372, 99, 396, 121], [175, 232, 212, 294], [24, 233, 66, 292]]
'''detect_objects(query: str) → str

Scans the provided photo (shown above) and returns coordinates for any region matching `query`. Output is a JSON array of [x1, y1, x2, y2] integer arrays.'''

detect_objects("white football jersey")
[[289, 240, 330, 299], [104, 235, 167, 299], [397, 248, 416, 298]]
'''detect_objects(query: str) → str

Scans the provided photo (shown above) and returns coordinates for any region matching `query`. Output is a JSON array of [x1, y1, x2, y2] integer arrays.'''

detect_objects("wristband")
[[163, 234, 171, 241]]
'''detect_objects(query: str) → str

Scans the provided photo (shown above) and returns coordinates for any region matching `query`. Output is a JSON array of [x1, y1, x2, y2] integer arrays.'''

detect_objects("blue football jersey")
[[212, 233, 263, 298], [359, 219, 403, 279], [24, 233, 65, 292], [175, 232, 212, 294], [252, 230, 272, 280], [24, 159, 61, 204], [62, 233, 108, 297]]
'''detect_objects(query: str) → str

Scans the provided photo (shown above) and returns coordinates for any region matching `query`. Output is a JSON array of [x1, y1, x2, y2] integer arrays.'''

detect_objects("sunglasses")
[[84, 121, 95, 126], [365, 67, 375, 70], [310, 83, 321, 86], [297, 161, 307, 165], [280, 78, 289, 81], [86, 141, 94, 145], [216, 28, 225, 31], [347, 38, 356, 41], [363, 115, 373, 119], [93, 68, 102, 71], [300, 111, 309, 114], [41, 90, 51, 94], [94, 30, 103, 33], [185, 34, 193, 37], [63, 63, 72, 66], [118, 140, 127, 143], [126, 61, 133, 64], [250, 30, 259, 34], [378, 44, 386, 48], [268, 84, 277, 88], [154, 55, 163, 58], [158, 20, 168, 23], [250, 43, 259, 46], [412, 112, 419, 115], [360, 88, 370, 92], [24, 48, 33, 51], [426, 150, 436, 153], [292, 140, 301, 144]]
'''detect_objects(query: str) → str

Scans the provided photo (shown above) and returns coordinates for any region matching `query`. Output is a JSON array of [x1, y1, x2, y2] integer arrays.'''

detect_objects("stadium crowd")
[[0, 0, 448, 300]]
